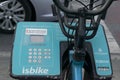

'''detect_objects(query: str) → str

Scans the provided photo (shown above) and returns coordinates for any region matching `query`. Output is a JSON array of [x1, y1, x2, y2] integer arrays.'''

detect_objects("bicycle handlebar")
[[53, 0, 113, 15]]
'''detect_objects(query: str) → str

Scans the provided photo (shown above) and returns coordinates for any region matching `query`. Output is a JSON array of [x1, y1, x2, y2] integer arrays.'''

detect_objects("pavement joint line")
[[101, 20, 120, 54]]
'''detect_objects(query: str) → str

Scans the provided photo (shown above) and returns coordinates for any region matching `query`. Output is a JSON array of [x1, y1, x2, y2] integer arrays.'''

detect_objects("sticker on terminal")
[[26, 28, 47, 35]]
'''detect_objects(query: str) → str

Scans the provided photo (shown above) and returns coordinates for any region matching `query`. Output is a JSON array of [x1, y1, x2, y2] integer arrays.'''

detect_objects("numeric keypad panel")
[[28, 48, 51, 63]]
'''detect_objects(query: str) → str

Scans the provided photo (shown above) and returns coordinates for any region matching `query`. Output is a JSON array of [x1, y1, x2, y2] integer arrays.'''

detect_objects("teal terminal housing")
[[10, 22, 113, 79]]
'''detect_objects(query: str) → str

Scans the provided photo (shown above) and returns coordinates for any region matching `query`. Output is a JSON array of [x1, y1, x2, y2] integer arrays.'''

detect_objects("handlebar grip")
[[53, 0, 113, 15]]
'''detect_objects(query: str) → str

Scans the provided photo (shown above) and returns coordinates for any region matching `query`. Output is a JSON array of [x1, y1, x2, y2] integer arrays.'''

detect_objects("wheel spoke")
[[11, 2, 21, 10], [13, 7, 24, 12], [13, 15, 24, 21], [9, 20, 14, 30], [15, 14, 25, 18], [0, 12, 4, 19], [5, 19, 9, 29], [11, 0, 17, 7], [12, 18, 18, 24], [0, 18, 14, 30], [0, 19, 7, 28]]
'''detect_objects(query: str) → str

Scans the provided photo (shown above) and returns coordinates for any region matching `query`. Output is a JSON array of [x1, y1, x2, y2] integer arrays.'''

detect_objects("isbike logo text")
[[22, 67, 49, 74]]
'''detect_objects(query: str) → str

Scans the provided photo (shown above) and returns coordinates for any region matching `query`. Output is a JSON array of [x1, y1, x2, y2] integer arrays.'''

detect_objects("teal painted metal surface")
[[89, 26, 112, 76], [69, 50, 84, 80], [12, 22, 67, 76], [11, 22, 112, 77]]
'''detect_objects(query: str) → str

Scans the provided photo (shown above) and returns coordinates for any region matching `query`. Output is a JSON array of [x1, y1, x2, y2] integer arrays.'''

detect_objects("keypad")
[[28, 48, 51, 63]]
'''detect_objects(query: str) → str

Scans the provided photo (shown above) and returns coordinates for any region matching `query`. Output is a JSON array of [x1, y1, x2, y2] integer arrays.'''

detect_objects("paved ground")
[[0, 1, 120, 80], [105, 1, 120, 79], [105, 0, 120, 46]]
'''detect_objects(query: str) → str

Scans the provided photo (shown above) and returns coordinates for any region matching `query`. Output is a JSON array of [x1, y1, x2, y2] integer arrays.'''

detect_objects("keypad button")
[[28, 59, 32, 63], [38, 49, 42, 51], [28, 52, 32, 55], [48, 56, 51, 59], [38, 52, 42, 55], [33, 60, 37, 63], [48, 49, 51, 51], [44, 52, 51, 55], [38, 60, 41, 63], [28, 56, 32, 59], [44, 49, 47, 51], [33, 56, 37, 59], [38, 56, 42, 59], [44, 49, 51, 51], [33, 48, 37, 51], [33, 52, 37, 55], [44, 56, 47, 59], [29, 48, 32, 51]]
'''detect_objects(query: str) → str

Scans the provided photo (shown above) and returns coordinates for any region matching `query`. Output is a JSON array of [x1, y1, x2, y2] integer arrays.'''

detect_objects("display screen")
[[30, 36, 44, 43]]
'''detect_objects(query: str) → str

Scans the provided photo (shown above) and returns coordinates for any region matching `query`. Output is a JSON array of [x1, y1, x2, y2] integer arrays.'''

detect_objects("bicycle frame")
[[55, 2, 113, 78], [69, 50, 84, 80], [68, 16, 86, 80]]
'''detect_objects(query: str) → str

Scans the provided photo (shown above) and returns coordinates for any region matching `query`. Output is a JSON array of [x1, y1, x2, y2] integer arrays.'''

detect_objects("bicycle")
[[10, 0, 114, 80], [52, 0, 114, 80]]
